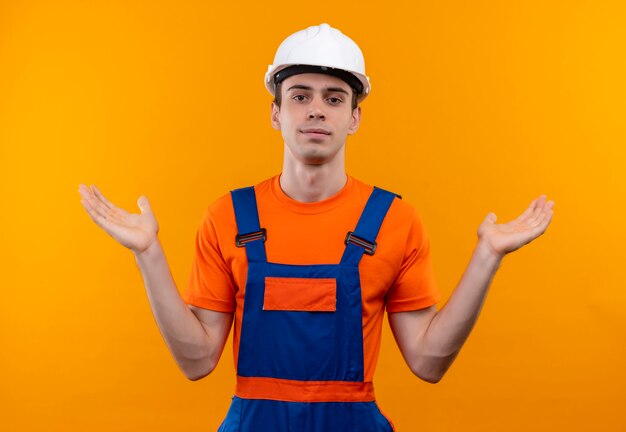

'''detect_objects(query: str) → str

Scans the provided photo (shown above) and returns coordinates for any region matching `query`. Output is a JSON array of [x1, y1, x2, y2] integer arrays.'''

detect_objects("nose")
[[307, 99, 326, 120]]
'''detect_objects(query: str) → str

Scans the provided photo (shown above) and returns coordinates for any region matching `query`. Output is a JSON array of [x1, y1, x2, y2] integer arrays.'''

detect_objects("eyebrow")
[[286, 84, 350, 95]]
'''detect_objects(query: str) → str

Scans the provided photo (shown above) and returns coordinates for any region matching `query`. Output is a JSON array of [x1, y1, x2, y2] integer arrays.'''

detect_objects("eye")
[[292, 94, 307, 102], [327, 97, 343, 105]]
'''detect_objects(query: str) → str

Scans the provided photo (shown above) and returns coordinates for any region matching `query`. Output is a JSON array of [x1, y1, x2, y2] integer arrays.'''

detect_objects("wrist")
[[133, 237, 162, 262], [476, 237, 504, 266]]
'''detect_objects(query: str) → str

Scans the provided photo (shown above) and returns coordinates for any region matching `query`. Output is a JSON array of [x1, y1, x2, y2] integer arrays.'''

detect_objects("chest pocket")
[[263, 277, 337, 312]]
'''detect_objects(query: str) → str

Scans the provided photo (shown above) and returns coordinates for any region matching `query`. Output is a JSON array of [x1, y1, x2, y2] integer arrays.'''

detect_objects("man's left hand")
[[477, 195, 555, 259]]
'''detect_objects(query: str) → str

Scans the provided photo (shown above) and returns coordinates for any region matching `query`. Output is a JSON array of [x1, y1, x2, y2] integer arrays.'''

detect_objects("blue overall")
[[217, 186, 398, 432]]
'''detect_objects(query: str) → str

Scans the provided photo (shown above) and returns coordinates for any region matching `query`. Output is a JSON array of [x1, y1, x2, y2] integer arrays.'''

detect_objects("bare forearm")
[[392, 196, 553, 383], [133, 239, 217, 378], [418, 239, 502, 379]]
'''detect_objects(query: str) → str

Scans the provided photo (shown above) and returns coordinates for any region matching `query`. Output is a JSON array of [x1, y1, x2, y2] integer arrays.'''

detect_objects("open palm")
[[477, 194, 554, 258], [78, 184, 159, 254]]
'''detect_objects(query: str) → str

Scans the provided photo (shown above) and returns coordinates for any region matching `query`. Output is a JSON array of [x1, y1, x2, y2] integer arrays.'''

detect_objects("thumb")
[[137, 195, 152, 214], [477, 212, 497, 238]]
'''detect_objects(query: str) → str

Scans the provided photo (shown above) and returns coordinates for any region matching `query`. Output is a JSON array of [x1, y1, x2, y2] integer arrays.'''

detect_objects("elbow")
[[411, 364, 445, 384], [185, 370, 210, 382], [416, 370, 444, 384], [185, 373, 202, 382], [183, 363, 215, 381], [180, 356, 219, 382], [410, 354, 455, 384]]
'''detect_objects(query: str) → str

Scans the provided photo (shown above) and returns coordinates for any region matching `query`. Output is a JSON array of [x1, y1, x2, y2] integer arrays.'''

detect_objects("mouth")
[[300, 128, 331, 137]]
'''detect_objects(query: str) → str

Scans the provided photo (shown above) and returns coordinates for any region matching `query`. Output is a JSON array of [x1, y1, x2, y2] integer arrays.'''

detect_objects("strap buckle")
[[236, 228, 267, 247], [345, 231, 377, 256]]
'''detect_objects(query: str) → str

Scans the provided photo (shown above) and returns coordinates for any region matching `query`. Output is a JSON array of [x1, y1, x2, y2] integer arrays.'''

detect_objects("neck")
[[280, 155, 347, 203]]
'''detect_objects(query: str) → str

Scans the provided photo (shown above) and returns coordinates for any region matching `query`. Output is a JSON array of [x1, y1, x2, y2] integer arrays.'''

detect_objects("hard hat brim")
[[265, 63, 371, 103]]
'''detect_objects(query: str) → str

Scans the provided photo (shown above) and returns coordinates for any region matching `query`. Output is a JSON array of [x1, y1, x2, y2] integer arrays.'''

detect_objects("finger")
[[532, 194, 546, 212], [540, 202, 555, 225], [91, 184, 114, 210], [526, 195, 548, 225], [85, 186, 130, 225], [137, 195, 152, 215], [83, 193, 111, 222], [544, 208, 554, 227], [531, 206, 554, 234], [535, 210, 554, 236], [536, 199, 554, 220], [517, 196, 540, 224], [79, 184, 109, 217], [80, 194, 131, 241], [80, 196, 113, 231], [102, 206, 126, 225], [78, 184, 96, 200], [80, 184, 118, 222]]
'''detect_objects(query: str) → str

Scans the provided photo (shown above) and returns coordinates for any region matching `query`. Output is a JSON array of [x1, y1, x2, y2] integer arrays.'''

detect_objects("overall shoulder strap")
[[230, 186, 267, 263], [340, 186, 399, 266]]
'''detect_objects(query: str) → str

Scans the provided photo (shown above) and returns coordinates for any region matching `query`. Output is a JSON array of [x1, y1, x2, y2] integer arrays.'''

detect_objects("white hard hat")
[[265, 23, 371, 102]]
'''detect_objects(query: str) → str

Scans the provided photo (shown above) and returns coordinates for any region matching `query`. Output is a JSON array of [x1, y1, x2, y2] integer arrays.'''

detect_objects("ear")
[[347, 106, 361, 135], [270, 102, 281, 130]]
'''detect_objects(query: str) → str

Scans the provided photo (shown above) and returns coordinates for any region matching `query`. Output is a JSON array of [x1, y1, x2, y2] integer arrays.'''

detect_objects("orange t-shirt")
[[183, 174, 440, 383]]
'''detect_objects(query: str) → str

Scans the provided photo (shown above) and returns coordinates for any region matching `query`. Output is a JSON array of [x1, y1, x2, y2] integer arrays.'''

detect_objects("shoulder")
[[351, 177, 421, 223], [206, 192, 233, 218], [352, 178, 430, 252], [202, 176, 276, 225]]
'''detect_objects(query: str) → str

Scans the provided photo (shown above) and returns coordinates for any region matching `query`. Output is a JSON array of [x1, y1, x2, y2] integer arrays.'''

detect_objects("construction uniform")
[[184, 175, 440, 431]]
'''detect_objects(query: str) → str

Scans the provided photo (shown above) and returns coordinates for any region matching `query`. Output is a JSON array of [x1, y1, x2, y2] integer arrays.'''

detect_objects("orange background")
[[1, 1, 625, 430]]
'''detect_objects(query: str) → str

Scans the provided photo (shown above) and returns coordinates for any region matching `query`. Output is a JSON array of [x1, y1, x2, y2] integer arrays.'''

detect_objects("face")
[[271, 73, 361, 166]]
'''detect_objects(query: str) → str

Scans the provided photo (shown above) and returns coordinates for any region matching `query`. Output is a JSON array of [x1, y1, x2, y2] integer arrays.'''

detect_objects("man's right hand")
[[78, 184, 159, 255]]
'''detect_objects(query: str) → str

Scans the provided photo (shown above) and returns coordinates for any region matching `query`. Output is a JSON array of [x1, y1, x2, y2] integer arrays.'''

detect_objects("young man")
[[79, 23, 554, 431]]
